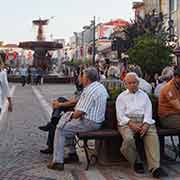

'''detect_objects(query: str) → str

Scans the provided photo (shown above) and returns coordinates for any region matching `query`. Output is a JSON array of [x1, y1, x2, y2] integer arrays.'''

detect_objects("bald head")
[[124, 72, 139, 93], [125, 72, 139, 81]]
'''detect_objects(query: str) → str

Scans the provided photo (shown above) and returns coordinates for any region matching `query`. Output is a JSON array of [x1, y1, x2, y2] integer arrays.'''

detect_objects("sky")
[[0, 0, 141, 44]]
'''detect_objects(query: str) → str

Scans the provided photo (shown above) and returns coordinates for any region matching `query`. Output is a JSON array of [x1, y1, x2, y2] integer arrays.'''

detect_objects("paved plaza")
[[0, 83, 180, 180]]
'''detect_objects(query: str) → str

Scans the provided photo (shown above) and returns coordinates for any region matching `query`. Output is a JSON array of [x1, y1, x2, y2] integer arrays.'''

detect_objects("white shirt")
[[139, 78, 152, 94], [0, 70, 10, 109], [75, 81, 109, 123], [116, 89, 155, 126]]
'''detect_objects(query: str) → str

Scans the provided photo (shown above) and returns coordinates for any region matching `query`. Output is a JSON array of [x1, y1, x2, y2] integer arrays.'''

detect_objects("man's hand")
[[140, 123, 150, 137], [128, 121, 142, 133], [52, 100, 61, 109], [7, 97, 12, 112], [8, 103, 13, 112]]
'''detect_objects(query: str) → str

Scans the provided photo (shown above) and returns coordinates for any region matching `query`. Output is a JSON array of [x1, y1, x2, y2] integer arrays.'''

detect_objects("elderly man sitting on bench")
[[116, 72, 167, 178], [47, 67, 109, 171], [159, 66, 180, 128]]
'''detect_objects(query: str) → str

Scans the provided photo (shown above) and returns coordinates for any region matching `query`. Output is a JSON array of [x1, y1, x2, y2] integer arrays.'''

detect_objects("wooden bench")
[[77, 129, 120, 170], [76, 102, 121, 170], [77, 99, 180, 170], [152, 98, 180, 161]]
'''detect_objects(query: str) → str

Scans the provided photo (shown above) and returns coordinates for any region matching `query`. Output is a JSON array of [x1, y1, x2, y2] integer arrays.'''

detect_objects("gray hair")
[[125, 72, 139, 81], [160, 67, 174, 81], [83, 67, 99, 82]]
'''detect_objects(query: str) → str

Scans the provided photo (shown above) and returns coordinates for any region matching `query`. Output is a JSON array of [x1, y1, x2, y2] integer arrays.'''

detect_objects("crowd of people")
[[0, 53, 180, 178], [37, 61, 179, 178], [18, 65, 44, 86]]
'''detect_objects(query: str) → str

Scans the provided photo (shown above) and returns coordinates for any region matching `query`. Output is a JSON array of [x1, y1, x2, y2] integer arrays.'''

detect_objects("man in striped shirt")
[[47, 67, 109, 171]]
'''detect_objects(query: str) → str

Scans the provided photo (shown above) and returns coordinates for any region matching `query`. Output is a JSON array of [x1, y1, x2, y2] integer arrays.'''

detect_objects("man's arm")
[[7, 97, 13, 112], [116, 96, 130, 126], [166, 90, 180, 111], [71, 110, 85, 119], [169, 99, 180, 111], [53, 98, 77, 108]]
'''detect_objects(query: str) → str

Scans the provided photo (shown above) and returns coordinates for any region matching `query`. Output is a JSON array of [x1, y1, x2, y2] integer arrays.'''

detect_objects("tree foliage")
[[124, 11, 168, 48], [127, 34, 172, 75]]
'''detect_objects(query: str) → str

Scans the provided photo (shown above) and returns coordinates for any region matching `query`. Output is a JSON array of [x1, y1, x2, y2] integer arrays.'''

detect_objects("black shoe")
[[47, 162, 64, 171], [64, 153, 79, 164], [38, 123, 51, 132], [151, 168, 168, 178], [134, 163, 145, 174], [40, 148, 53, 154]]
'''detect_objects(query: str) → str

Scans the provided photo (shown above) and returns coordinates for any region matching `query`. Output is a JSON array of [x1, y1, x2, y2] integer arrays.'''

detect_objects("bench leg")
[[83, 140, 91, 170], [178, 136, 180, 158]]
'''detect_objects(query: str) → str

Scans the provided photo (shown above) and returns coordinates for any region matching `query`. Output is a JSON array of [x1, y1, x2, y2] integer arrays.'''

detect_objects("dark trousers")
[[36, 75, 42, 85], [21, 76, 26, 86], [46, 97, 74, 149]]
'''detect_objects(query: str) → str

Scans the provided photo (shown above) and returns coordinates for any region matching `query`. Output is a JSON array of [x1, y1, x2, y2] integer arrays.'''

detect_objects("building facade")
[[133, 0, 180, 45]]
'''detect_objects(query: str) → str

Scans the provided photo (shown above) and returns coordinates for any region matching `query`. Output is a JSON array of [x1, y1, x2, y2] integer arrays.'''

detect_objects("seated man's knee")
[[123, 135, 135, 147]]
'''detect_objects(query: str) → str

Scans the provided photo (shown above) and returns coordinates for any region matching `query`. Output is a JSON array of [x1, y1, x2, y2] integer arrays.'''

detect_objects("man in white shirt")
[[47, 67, 109, 171], [116, 72, 167, 178], [138, 77, 152, 94]]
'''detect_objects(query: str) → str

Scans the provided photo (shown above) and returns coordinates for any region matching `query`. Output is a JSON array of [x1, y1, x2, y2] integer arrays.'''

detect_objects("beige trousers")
[[118, 124, 160, 171]]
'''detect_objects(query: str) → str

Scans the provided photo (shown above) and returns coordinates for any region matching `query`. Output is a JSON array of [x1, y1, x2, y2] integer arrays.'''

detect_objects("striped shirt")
[[75, 81, 109, 123]]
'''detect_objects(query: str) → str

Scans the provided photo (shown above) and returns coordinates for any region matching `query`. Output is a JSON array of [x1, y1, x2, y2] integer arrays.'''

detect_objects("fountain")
[[19, 18, 63, 70]]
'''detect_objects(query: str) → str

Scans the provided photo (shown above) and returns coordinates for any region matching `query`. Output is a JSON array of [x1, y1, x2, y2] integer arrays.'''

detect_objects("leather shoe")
[[38, 124, 50, 132], [134, 163, 145, 174], [40, 148, 53, 154], [151, 168, 168, 178], [64, 153, 79, 164], [47, 162, 64, 171]]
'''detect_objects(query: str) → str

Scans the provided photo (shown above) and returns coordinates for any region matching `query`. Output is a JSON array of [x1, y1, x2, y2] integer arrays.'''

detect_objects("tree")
[[124, 10, 168, 49], [127, 34, 173, 77]]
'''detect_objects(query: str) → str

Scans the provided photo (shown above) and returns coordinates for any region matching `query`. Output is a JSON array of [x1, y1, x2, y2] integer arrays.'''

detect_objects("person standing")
[[19, 65, 28, 87], [0, 58, 13, 113], [30, 66, 37, 85]]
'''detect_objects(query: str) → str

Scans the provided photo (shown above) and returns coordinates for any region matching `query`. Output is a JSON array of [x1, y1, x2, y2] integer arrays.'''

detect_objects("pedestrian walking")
[[19, 65, 28, 87]]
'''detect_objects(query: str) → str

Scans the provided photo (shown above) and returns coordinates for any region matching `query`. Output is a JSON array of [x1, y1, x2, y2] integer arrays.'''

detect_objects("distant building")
[[133, 0, 180, 45], [133, 1, 145, 20], [69, 18, 130, 60]]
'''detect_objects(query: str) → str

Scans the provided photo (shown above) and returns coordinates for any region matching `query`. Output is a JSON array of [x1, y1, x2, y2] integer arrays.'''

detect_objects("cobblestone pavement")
[[0, 83, 180, 180]]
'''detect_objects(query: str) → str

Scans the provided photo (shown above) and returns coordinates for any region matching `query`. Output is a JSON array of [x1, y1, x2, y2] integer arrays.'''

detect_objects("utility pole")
[[168, 0, 174, 41], [73, 32, 78, 59], [92, 16, 96, 65]]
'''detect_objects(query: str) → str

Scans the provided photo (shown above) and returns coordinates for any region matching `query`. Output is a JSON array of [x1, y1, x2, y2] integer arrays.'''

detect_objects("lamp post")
[[73, 32, 78, 59], [168, 0, 180, 66], [92, 16, 96, 65], [168, 0, 174, 41]]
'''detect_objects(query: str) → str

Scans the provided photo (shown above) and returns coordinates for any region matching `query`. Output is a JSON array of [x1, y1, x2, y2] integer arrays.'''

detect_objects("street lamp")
[[73, 32, 78, 59], [111, 27, 127, 60], [91, 16, 96, 65], [167, 0, 180, 66]]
